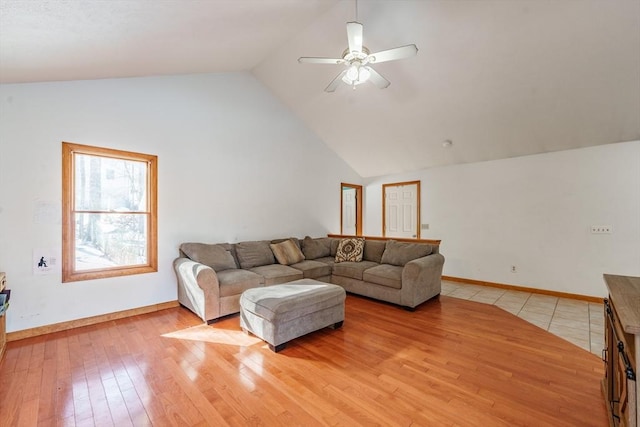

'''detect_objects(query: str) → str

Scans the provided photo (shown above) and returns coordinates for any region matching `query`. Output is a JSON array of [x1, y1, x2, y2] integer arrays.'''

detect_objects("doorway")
[[341, 183, 362, 236], [383, 180, 420, 239]]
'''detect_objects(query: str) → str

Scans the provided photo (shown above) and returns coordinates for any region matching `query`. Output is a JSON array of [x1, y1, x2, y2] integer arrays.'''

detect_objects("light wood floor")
[[0, 295, 607, 426]]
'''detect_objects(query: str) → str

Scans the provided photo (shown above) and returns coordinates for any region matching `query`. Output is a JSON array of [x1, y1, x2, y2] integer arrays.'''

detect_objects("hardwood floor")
[[0, 295, 607, 426]]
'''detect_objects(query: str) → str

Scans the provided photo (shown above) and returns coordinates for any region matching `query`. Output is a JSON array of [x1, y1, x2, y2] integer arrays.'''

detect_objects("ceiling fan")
[[298, 19, 418, 92]]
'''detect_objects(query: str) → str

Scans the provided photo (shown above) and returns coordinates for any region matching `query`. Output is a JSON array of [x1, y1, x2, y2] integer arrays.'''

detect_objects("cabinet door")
[[605, 303, 616, 403], [0, 314, 6, 360]]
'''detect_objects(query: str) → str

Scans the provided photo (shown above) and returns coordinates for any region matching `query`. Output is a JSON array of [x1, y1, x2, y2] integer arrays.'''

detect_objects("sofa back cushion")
[[180, 243, 237, 271], [380, 240, 433, 266], [330, 238, 340, 256], [236, 240, 276, 269], [270, 239, 305, 265], [363, 240, 386, 263], [302, 236, 332, 260]]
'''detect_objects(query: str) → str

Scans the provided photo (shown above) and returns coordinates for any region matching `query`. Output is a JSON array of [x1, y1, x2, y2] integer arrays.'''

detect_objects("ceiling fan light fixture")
[[343, 63, 371, 85], [341, 75, 365, 86], [345, 64, 359, 81]]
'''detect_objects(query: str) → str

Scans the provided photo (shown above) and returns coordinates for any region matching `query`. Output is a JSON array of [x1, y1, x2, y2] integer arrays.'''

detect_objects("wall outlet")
[[511, 265, 517, 273], [421, 223, 429, 230], [591, 225, 613, 234]]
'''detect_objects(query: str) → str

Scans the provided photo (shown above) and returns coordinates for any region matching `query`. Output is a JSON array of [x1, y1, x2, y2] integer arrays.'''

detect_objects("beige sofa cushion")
[[180, 243, 237, 271], [363, 264, 403, 289], [363, 240, 386, 263], [290, 260, 332, 279], [270, 239, 305, 265], [302, 236, 332, 260], [314, 256, 335, 268], [332, 260, 379, 281], [381, 240, 433, 266], [330, 239, 340, 256], [236, 240, 276, 269], [217, 269, 263, 297], [249, 264, 303, 286]]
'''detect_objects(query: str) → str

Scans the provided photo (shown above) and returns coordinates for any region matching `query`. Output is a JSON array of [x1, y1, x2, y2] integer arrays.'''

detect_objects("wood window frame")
[[62, 142, 158, 283]]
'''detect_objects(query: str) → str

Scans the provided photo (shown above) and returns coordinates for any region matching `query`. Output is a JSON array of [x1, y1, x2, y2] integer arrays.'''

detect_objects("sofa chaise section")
[[314, 238, 443, 309], [174, 243, 264, 323]]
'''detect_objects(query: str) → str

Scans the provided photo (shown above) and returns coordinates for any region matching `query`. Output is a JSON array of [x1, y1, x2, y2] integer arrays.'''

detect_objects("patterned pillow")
[[270, 239, 305, 265], [335, 238, 365, 263]]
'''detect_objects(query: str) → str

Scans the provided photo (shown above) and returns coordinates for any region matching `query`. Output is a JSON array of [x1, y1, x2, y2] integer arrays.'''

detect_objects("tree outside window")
[[62, 142, 157, 282]]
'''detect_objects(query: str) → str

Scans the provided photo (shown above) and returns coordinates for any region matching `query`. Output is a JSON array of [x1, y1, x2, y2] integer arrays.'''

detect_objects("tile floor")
[[441, 280, 605, 356]]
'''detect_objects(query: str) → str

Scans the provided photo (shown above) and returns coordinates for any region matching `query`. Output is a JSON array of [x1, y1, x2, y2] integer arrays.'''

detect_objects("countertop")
[[604, 274, 640, 335]]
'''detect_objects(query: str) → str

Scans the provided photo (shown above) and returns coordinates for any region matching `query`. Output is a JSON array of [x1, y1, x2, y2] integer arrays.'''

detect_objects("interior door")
[[342, 187, 357, 235], [340, 183, 362, 236], [383, 181, 420, 239]]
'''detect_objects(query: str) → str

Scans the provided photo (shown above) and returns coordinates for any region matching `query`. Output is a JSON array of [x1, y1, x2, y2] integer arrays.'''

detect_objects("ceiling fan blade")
[[346, 21, 363, 53], [298, 57, 345, 65], [325, 70, 348, 92], [368, 44, 418, 64], [366, 67, 390, 89]]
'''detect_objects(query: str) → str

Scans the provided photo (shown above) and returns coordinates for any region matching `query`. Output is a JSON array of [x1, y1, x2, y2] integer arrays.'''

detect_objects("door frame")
[[340, 183, 363, 236], [382, 180, 421, 239]]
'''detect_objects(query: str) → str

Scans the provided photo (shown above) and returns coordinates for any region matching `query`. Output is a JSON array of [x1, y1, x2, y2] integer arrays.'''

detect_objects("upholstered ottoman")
[[239, 279, 346, 352]]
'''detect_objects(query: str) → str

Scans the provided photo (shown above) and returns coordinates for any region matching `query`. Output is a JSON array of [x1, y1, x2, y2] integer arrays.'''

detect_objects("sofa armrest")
[[173, 257, 221, 322], [401, 253, 445, 307]]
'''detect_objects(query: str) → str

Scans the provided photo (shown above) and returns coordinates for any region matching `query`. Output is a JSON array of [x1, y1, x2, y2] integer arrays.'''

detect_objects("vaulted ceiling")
[[1, 0, 638, 177]]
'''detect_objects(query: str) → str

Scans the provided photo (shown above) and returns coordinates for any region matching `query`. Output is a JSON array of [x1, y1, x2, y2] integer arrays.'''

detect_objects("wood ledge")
[[327, 234, 441, 245], [7, 300, 179, 342]]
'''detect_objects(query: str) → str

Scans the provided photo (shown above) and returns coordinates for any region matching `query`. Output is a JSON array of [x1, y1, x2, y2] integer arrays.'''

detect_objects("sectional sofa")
[[173, 236, 444, 323]]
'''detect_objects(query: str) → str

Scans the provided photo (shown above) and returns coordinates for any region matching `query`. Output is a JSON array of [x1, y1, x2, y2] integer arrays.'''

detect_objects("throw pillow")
[[270, 239, 305, 266], [334, 238, 365, 263], [180, 243, 237, 271]]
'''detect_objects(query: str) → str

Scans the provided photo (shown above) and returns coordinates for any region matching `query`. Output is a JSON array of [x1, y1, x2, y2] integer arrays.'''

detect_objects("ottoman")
[[239, 279, 346, 352]]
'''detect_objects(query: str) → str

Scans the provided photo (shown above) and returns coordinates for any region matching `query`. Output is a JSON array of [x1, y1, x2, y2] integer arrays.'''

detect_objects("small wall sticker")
[[33, 248, 59, 276]]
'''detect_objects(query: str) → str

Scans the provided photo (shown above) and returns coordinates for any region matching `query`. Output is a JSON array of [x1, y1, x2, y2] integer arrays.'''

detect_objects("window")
[[62, 142, 157, 282]]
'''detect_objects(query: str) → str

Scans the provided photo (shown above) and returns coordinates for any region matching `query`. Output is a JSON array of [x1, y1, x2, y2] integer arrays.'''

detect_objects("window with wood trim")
[[62, 142, 157, 282]]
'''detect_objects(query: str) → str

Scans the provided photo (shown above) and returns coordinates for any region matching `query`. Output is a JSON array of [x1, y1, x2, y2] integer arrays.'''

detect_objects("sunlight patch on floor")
[[162, 324, 263, 347]]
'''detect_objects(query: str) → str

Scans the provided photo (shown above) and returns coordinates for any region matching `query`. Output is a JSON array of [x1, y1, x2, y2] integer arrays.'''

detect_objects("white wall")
[[364, 141, 640, 297], [0, 72, 360, 333]]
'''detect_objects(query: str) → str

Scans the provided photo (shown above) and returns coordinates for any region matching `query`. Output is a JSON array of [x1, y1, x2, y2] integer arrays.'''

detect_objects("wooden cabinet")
[[603, 274, 639, 427], [0, 272, 6, 362], [0, 313, 5, 362]]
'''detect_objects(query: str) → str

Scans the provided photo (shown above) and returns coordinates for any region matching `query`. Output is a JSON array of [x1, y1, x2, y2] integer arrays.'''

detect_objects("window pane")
[[74, 154, 147, 212], [74, 212, 148, 271], [63, 142, 157, 282]]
